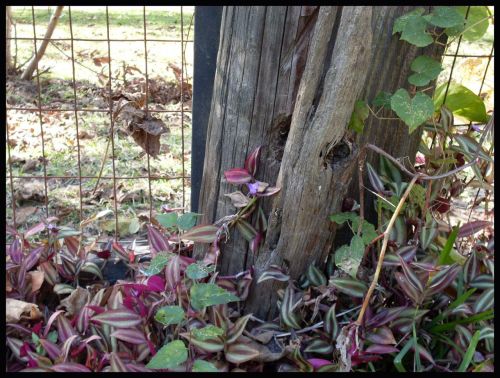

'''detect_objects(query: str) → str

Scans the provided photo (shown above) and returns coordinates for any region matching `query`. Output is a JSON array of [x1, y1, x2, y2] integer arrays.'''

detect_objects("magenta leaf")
[[245, 146, 261, 176], [224, 168, 252, 185], [308, 358, 332, 370], [146, 275, 165, 292]]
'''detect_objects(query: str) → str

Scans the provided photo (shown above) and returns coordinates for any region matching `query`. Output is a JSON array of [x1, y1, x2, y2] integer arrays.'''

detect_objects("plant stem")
[[355, 175, 419, 326]]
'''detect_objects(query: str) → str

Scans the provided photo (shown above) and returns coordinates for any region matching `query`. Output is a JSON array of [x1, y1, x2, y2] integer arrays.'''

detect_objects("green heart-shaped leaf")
[[408, 56, 443, 86], [391, 89, 434, 133], [154, 306, 185, 326], [146, 340, 187, 370], [399, 14, 433, 47], [424, 6, 465, 28]]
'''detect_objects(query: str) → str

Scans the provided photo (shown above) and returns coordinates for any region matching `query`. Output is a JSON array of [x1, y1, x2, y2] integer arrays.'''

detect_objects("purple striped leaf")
[[473, 288, 494, 313], [225, 342, 260, 364], [458, 221, 491, 238], [23, 246, 45, 272], [147, 225, 172, 255], [165, 255, 181, 291], [60, 334, 80, 361], [56, 314, 78, 343], [365, 344, 399, 354], [38, 338, 62, 360], [395, 272, 421, 304], [399, 256, 424, 293], [257, 265, 290, 284], [110, 329, 147, 345], [23, 222, 47, 239], [180, 332, 225, 353], [43, 310, 64, 337], [227, 313, 252, 344], [126, 363, 151, 372], [51, 363, 91, 372], [426, 264, 460, 296], [182, 224, 219, 243], [411, 342, 435, 365], [329, 277, 367, 298], [365, 326, 396, 345], [366, 162, 385, 193], [235, 219, 257, 242], [9, 238, 22, 265], [91, 309, 142, 328], [110, 352, 128, 372], [224, 168, 252, 185], [245, 146, 261, 176]]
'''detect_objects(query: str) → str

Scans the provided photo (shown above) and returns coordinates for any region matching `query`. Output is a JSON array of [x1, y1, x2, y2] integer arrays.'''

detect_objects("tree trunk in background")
[[6, 6, 13, 75], [196, 6, 446, 319], [21, 6, 64, 81]]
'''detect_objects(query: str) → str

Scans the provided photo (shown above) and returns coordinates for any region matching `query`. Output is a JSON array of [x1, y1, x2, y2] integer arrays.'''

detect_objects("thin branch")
[[356, 175, 420, 326]]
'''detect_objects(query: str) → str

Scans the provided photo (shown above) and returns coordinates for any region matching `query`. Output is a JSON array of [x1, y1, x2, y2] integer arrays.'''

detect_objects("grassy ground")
[[6, 6, 194, 240]]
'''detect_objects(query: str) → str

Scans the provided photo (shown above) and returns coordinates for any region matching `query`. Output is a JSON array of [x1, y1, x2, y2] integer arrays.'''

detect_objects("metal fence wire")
[[6, 6, 193, 241], [5, 6, 494, 243]]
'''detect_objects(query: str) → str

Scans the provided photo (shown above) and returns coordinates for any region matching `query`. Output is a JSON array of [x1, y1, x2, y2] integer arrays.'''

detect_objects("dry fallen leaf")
[[29, 271, 45, 293], [6, 298, 43, 323], [58, 286, 90, 317]]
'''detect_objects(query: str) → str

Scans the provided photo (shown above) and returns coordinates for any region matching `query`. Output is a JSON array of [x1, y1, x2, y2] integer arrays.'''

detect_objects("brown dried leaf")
[[6, 298, 42, 323], [59, 287, 90, 317], [29, 271, 45, 293], [93, 56, 110, 66]]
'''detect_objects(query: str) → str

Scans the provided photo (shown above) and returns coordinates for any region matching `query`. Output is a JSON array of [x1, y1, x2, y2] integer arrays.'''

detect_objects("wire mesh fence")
[[5, 6, 494, 243], [6, 6, 194, 241]]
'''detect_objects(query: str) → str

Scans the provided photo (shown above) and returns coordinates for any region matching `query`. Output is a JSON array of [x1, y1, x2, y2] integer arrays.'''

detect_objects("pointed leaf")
[[91, 309, 142, 328], [245, 146, 261, 176], [225, 342, 260, 364], [110, 329, 147, 345], [457, 221, 491, 238], [227, 313, 252, 344], [224, 168, 252, 184], [328, 277, 367, 298], [224, 191, 250, 208], [182, 224, 219, 244]]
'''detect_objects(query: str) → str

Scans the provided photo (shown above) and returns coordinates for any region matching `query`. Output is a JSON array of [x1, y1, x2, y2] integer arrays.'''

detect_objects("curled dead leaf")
[[58, 287, 90, 317], [28, 271, 45, 293], [6, 298, 42, 323]]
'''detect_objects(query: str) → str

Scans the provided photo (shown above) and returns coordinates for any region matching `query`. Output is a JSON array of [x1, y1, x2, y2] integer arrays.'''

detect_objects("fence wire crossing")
[[6, 6, 193, 240]]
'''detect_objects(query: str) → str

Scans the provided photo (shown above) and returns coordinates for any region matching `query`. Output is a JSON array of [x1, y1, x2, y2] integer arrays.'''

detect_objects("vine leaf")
[[390, 89, 434, 133], [445, 6, 490, 41], [348, 100, 369, 133], [334, 235, 364, 278], [408, 56, 443, 87], [433, 83, 488, 123], [154, 306, 185, 326], [393, 8, 425, 34], [373, 91, 392, 109], [145, 340, 187, 370], [423, 6, 465, 28], [190, 283, 239, 311], [393, 9, 433, 47]]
